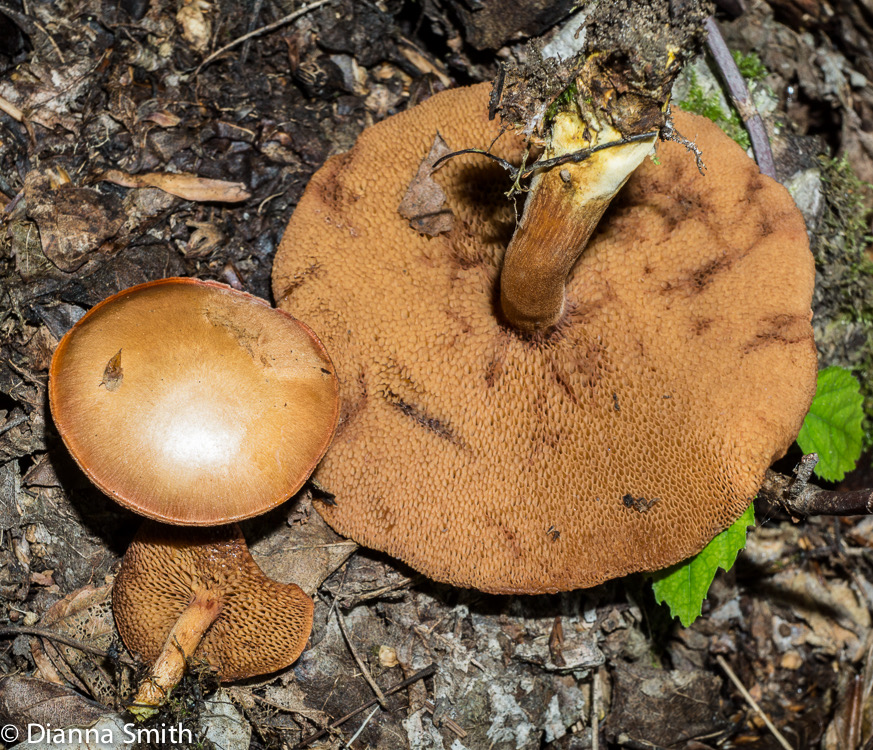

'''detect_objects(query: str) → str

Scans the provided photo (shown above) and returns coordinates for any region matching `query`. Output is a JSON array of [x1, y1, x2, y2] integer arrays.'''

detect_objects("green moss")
[[678, 69, 750, 149], [731, 50, 767, 82], [544, 81, 580, 126], [812, 156, 873, 447]]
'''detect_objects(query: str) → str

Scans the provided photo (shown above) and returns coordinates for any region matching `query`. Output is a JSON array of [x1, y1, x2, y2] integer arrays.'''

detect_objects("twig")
[[343, 705, 379, 748], [0, 626, 138, 667], [759, 467, 873, 517], [292, 664, 436, 749], [194, 0, 331, 76], [0, 2, 64, 63], [432, 131, 659, 198], [423, 700, 467, 738], [337, 575, 421, 608], [0, 94, 24, 122], [592, 669, 600, 750], [716, 655, 793, 750], [239, 0, 265, 65], [334, 606, 387, 708], [0, 415, 27, 436], [704, 16, 776, 179]]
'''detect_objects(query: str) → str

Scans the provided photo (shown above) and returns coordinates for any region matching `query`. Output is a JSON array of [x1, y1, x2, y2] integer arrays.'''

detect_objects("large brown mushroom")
[[272, 83, 817, 594], [49, 277, 339, 525], [113, 522, 313, 718]]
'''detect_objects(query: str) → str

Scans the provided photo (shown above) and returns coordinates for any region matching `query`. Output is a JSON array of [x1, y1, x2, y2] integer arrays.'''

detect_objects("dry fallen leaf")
[[398, 132, 454, 237], [98, 169, 251, 203], [0, 676, 106, 734], [31, 584, 131, 708]]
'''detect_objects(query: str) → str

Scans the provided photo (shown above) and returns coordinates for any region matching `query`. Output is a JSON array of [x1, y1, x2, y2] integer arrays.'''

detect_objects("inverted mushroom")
[[272, 83, 817, 594], [113, 522, 313, 718], [49, 277, 339, 525]]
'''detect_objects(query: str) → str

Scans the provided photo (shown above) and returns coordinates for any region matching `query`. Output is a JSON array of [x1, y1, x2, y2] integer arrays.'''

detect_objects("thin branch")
[[717, 655, 793, 750], [759, 462, 873, 517], [0, 626, 138, 667], [193, 0, 332, 76], [335, 605, 387, 709], [704, 16, 776, 179], [432, 131, 660, 197], [291, 663, 436, 749]]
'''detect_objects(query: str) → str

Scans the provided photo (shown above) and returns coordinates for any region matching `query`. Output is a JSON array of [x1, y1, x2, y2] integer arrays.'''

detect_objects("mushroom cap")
[[49, 278, 339, 525], [112, 523, 313, 681], [272, 83, 817, 594]]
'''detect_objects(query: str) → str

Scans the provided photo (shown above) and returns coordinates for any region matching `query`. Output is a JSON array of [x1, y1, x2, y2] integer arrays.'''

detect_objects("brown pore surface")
[[49, 278, 339, 525], [272, 83, 817, 594], [113, 523, 313, 681]]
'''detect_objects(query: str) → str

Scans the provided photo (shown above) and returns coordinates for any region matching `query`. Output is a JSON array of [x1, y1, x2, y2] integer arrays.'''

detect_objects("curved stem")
[[500, 117, 655, 332], [128, 591, 221, 720]]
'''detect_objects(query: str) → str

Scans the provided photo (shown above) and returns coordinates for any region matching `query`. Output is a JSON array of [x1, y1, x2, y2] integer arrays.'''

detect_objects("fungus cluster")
[[272, 83, 817, 594], [49, 278, 338, 714]]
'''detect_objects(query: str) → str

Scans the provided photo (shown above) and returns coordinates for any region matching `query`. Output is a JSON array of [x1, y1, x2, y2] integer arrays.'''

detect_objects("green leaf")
[[796, 366, 864, 482], [651, 505, 755, 627]]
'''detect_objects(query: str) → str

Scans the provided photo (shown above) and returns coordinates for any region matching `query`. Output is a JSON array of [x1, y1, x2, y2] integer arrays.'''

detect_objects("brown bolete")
[[272, 83, 817, 594], [49, 277, 339, 525], [113, 522, 313, 719]]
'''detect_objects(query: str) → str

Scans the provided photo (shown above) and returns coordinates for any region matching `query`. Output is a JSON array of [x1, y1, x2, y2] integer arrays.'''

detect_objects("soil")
[[1, 0, 872, 749]]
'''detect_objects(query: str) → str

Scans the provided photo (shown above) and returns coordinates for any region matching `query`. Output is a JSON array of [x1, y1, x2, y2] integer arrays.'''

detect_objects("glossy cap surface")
[[50, 278, 339, 525]]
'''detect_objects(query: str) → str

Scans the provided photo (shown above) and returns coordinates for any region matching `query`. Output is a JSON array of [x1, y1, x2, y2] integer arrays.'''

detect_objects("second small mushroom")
[[49, 278, 339, 713], [113, 523, 313, 719]]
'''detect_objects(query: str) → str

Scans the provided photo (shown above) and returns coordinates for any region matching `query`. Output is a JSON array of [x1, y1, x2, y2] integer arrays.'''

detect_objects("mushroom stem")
[[500, 112, 655, 332], [128, 591, 222, 721]]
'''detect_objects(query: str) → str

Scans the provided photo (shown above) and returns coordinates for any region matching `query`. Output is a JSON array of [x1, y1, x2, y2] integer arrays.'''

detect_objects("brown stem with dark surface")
[[759, 469, 873, 516], [500, 165, 612, 331], [128, 590, 221, 720], [499, 116, 656, 332]]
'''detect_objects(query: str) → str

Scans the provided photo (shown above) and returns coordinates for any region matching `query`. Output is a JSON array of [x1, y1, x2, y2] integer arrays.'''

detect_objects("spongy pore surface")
[[272, 83, 817, 594], [113, 524, 313, 681]]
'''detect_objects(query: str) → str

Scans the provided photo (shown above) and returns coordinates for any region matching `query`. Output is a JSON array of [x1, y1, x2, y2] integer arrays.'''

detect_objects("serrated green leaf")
[[651, 504, 755, 627], [796, 366, 864, 482]]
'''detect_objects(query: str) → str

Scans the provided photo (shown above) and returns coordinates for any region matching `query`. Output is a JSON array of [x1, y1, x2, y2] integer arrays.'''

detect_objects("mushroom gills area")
[[273, 84, 817, 593], [113, 523, 314, 683]]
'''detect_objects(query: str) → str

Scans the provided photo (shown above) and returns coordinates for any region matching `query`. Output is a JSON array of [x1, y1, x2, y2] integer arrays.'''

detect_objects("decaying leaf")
[[24, 172, 126, 273], [0, 676, 106, 734], [250, 493, 357, 596], [98, 169, 251, 203], [398, 132, 454, 236], [31, 584, 131, 708]]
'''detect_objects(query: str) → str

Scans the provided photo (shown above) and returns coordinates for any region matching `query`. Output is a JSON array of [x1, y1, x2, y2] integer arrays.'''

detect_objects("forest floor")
[[1, 0, 873, 748]]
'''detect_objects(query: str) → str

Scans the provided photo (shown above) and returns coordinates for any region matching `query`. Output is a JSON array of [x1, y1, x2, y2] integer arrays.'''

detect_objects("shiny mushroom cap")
[[113, 522, 313, 682], [272, 83, 817, 594], [49, 277, 339, 525]]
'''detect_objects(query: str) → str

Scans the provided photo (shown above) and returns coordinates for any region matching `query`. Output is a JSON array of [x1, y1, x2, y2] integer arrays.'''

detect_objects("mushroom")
[[272, 83, 817, 594], [113, 522, 313, 719], [49, 277, 339, 525]]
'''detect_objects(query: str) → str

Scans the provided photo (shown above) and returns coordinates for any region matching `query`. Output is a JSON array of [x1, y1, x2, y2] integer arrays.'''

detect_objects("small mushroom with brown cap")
[[48, 277, 340, 525], [113, 522, 313, 719], [272, 82, 817, 594]]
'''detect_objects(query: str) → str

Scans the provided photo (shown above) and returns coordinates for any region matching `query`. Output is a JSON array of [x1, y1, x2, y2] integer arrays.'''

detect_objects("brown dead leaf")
[[25, 171, 125, 273], [99, 169, 251, 203], [0, 676, 107, 733], [398, 132, 454, 236], [250, 493, 357, 596], [31, 584, 131, 708]]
